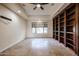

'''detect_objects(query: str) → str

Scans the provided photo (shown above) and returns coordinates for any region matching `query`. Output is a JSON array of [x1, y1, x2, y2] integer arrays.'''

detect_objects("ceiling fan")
[[30, 3, 49, 10]]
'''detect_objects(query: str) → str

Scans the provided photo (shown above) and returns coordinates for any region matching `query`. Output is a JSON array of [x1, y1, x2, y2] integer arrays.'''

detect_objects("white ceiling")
[[1, 3, 69, 20], [20, 3, 64, 16]]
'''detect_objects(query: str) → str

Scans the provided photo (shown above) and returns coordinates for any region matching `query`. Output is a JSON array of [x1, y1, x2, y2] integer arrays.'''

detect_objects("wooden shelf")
[[66, 42, 74, 47], [60, 26, 64, 27], [66, 32, 74, 34], [60, 31, 64, 33], [60, 17, 64, 20], [66, 24, 73, 27], [60, 21, 64, 23], [66, 38, 73, 41], [60, 36, 64, 38], [67, 10, 75, 16], [67, 16, 75, 21], [55, 31, 58, 32]]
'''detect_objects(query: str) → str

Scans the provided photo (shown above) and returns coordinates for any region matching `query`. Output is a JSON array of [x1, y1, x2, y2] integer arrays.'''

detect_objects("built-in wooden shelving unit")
[[53, 4, 79, 55]]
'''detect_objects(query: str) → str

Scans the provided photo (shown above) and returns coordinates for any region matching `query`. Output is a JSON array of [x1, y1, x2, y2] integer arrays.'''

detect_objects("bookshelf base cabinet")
[[53, 4, 79, 55]]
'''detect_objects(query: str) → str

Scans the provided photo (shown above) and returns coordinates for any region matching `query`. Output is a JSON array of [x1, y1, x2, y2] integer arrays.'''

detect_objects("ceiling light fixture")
[[30, 3, 49, 10], [37, 4, 41, 8]]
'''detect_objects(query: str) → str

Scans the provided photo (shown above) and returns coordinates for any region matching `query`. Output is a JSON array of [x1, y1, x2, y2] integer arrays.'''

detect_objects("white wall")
[[26, 16, 53, 38], [0, 5, 27, 52]]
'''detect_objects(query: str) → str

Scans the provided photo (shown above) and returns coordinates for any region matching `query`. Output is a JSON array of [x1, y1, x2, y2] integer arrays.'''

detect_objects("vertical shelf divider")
[[58, 15, 60, 42], [64, 10, 66, 46]]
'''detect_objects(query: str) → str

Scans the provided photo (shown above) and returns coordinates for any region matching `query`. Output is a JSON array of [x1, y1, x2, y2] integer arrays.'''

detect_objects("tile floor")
[[0, 38, 76, 56]]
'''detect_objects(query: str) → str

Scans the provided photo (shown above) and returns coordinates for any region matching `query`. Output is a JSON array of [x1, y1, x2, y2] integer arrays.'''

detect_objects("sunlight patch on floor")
[[32, 39, 48, 49]]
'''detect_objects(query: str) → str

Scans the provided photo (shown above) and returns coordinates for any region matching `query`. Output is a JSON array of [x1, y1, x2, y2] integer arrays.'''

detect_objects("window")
[[32, 22, 48, 34], [36, 27, 43, 33]]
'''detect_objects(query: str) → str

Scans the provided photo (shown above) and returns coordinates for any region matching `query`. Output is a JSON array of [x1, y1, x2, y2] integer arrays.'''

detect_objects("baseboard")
[[0, 38, 24, 53]]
